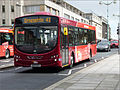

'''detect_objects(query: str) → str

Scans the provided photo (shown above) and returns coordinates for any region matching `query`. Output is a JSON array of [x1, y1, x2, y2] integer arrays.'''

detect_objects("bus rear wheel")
[[5, 49, 10, 59]]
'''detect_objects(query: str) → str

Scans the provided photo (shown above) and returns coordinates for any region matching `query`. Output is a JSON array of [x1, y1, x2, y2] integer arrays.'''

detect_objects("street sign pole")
[[118, 0, 120, 54], [118, 23, 120, 54]]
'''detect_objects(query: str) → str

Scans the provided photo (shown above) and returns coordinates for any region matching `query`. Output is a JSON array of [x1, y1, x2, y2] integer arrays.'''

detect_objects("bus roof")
[[60, 17, 96, 30], [15, 12, 96, 30]]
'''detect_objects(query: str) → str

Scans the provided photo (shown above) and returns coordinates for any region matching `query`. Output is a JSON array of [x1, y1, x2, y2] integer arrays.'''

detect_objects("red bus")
[[14, 12, 97, 68], [0, 28, 14, 58]]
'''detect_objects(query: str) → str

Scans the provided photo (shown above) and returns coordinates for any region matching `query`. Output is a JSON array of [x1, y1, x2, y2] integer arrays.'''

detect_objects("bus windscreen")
[[14, 16, 58, 54]]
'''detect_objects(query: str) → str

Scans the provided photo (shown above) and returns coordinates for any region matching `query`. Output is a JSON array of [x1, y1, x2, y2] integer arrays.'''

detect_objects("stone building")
[[99, 16, 111, 40], [84, 12, 103, 40], [0, 0, 89, 28]]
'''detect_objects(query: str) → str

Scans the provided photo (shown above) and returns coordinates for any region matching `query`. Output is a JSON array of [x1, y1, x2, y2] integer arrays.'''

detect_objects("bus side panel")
[[72, 45, 89, 63], [0, 46, 3, 57], [0, 45, 5, 57]]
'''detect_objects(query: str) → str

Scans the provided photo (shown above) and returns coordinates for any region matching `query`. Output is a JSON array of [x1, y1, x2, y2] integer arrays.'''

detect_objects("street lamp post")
[[99, 0, 116, 40], [113, 0, 120, 54]]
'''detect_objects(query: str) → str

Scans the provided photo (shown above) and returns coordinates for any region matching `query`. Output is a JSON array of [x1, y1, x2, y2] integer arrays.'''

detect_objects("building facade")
[[0, 0, 110, 40], [84, 12, 103, 40], [99, 16, 111, 40], [0, 0, 22, 28], [0, 0, 89, 28]]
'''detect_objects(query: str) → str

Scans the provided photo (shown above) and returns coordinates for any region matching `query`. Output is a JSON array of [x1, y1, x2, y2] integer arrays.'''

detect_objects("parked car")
[[110, 40, 119, 48], [100, 39, 109, 43], [97, 41, 111, 52]]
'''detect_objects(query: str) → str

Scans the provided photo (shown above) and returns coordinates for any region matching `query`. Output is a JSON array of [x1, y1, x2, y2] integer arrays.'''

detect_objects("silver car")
[[97, 42, 111, 52]]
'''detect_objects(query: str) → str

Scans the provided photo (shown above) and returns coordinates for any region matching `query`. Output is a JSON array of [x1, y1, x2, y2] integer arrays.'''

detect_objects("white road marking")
[[58, 67, 84, 76], [94, 59, 97, 62], [102, 57, 104, 59], [84, 64, 87, 67], [14, 67, 22, 70]]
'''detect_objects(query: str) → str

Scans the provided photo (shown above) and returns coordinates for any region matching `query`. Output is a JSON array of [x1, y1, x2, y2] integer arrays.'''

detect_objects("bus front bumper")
[[14, 59, 62, 68]]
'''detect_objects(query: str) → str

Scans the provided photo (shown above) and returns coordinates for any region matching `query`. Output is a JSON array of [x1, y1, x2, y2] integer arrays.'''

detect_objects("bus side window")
[[83, 29, 88, 45], [68, 27, 74, 46], [79, 28, 84, 45], [1, 33, 13, 45], [1, 33, 5, 43]]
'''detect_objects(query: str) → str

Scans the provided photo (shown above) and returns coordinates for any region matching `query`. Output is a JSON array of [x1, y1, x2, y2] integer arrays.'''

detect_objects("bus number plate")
[[31, 64, 41, 67]]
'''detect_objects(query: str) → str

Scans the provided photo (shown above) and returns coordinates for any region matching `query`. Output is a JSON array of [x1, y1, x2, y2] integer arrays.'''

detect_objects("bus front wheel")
[[5, 49, 10, 59]]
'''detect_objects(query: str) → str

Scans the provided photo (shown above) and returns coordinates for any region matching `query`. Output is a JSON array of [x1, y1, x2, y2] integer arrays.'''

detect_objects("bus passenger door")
[[60, 26, 69, 66]]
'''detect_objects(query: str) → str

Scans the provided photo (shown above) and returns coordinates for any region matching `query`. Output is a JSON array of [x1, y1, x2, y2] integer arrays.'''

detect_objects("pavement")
[[0, 54, 119, 90], [44, 54, 120, 90]]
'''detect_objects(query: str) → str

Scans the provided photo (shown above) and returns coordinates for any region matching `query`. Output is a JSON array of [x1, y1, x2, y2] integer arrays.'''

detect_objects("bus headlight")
[[54, 59, 57, 61], [16, 59, 18, 62]]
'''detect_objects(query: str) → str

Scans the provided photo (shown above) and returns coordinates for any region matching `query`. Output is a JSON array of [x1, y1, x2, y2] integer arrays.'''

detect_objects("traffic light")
[[117, 27, 119, 34]]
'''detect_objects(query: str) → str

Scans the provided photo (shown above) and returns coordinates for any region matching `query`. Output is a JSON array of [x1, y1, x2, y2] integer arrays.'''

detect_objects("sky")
[[65, 0, 119, 40]]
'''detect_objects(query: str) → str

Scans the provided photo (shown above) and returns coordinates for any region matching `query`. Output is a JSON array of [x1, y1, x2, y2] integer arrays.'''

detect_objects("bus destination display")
[[15, 16, 58, 25], [23, 17, 51, 24]]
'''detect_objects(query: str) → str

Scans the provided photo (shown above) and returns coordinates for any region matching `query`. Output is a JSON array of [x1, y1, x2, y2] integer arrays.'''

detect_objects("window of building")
[[75, 18, 79, 22], [2, 5, 5, 12], [80, 13, 82, 16], [58, 11, 60, 16], [64, 14, 70, 19], [71, 17, 74, 20], [81, 19, 83, 22], [2, 19, 5, 25], [52, 9, 56, 15], [11, 5, 14, 12], [46, 6, 50, 12], [84, 20, 86, 23], [25, 6, 40, 13], [11, 19, 14, 25]]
